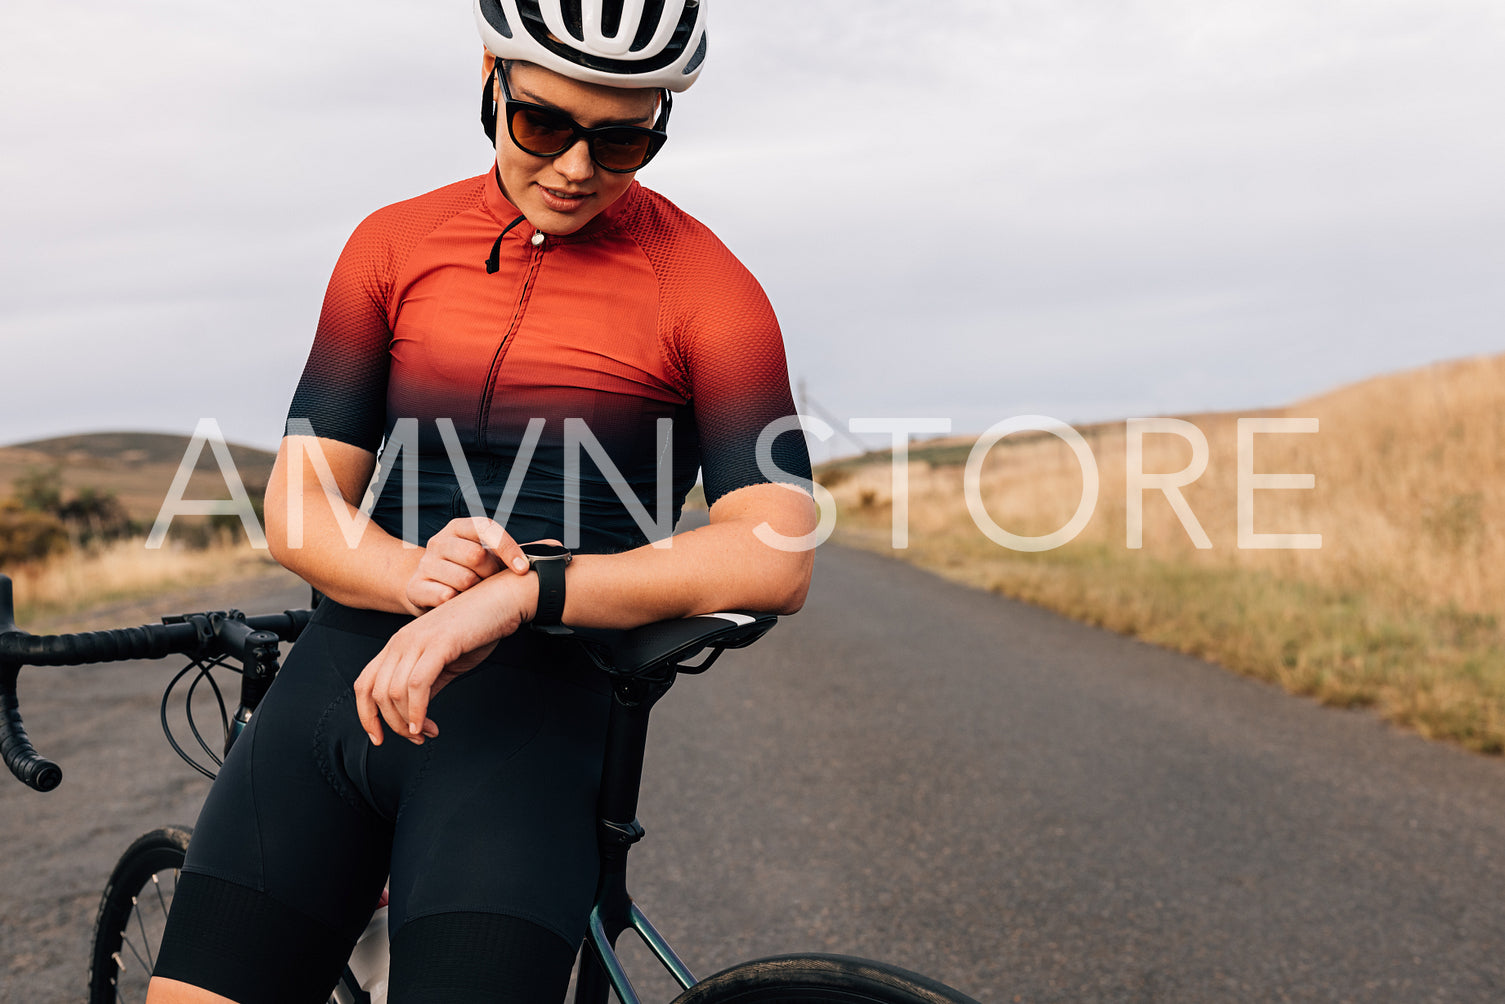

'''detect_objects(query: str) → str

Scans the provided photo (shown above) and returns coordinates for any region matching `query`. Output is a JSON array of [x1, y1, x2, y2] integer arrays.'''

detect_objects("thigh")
[[385, 650, 613, 949], [156, 610, 397, 1001], [181, 611, 396, 931]]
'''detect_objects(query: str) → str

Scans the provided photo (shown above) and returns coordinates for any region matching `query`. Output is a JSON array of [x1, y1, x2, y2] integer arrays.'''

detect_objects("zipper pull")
[[486, 214, 529, 275]]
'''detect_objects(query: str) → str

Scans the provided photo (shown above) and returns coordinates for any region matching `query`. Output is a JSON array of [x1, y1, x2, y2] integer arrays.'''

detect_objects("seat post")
[[598, 681, 662, 838], [575, 678, 672, 1004]]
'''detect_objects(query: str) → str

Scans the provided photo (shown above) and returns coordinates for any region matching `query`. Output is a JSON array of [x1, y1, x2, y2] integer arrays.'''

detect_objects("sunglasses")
[[495, 65, 671, 174]]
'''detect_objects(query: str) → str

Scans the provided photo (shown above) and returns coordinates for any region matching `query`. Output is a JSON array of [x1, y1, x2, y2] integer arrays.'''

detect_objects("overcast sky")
[[2, 1, 1502, 460]]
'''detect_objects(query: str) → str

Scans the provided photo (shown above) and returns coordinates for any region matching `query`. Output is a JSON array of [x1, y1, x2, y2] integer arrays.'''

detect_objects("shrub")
[[0, 499, 69, 565]]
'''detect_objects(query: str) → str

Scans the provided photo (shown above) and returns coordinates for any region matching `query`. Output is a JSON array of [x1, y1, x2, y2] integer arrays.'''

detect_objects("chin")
[[534, 209, 592, 235]]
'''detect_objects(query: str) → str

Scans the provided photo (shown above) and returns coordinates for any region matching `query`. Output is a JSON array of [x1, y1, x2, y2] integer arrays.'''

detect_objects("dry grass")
[[6, 535, 289, 629], [823, 353, 1505, 753]]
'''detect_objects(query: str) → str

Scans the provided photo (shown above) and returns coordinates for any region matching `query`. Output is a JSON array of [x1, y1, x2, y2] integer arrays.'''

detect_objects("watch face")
[[522, 543, 571, 560]]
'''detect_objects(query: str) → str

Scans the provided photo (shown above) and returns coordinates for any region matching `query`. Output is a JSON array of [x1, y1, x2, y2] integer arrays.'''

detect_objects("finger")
[[445, 516, 505, 552], [387, 648, 437, 743], [434, 519, 518, 575], [375, 685, 411, 745], [474, 520, 530, 574], [418, 555, 485, 595], [436, 517, 487, 545], [396, 647, 450, 744], [354, 660, 386, 746], [375, 649, 418, 743], [406, 579, 459, 611], [406, 655, 443, 741], [454, 540, 504, 579], [425, 534, 504, 577]]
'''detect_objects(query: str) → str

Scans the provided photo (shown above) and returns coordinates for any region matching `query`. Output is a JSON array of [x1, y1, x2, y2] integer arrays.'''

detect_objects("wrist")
[[519, 542, 571, 627], [451, 571, 538, 639], [519, 564, 541, 622], [396, 550, 427, 616]]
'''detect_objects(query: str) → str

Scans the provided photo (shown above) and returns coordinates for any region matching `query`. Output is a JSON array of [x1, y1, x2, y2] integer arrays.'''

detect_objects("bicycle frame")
[[574, 670, 697, 1004]]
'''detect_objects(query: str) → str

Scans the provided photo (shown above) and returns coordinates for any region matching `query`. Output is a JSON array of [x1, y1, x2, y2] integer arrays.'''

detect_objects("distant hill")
[[14, 432, 276, 471], [0, 432, 277, 524]]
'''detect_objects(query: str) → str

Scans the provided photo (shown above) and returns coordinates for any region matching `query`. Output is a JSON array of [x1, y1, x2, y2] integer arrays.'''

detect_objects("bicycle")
[[0, 572, 982, 1004]]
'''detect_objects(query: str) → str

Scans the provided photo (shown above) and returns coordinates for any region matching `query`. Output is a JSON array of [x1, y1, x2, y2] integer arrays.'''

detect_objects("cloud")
[[1, 1, 1502, 454]]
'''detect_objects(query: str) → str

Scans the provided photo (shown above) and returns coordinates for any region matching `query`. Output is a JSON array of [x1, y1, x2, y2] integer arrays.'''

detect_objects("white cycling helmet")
[[475, 0, 708, 92]]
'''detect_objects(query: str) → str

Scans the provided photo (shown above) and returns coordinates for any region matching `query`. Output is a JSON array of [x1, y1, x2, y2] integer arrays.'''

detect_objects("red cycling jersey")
[[287, 169, 810, 551]]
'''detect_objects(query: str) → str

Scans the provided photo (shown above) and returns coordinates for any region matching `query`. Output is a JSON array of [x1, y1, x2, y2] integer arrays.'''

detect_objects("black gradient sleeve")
[[284, 214, 395, 452]]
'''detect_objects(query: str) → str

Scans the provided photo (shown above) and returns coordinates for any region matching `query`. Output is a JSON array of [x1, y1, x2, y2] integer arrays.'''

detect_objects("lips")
[[537, 184, 591, 213]]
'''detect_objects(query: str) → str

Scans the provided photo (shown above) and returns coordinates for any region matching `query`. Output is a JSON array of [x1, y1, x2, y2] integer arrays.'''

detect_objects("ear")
[[480, 50, 501, 145], [482, 50, 502, 104]]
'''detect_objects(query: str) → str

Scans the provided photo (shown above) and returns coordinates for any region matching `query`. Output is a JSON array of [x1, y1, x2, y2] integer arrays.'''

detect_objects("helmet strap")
[[481, 62, 500, 145]]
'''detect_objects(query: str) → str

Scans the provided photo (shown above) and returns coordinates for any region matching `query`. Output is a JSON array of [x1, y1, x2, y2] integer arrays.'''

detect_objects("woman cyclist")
[[148, 2, 815, 1001]]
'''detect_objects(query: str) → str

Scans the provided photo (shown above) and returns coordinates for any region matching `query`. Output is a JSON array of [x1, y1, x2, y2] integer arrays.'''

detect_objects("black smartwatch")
[[519, 542, 572, 627]]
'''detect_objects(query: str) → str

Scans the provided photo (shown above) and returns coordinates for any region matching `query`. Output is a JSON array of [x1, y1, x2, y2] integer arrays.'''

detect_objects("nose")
[[554, 139, 595, 182]]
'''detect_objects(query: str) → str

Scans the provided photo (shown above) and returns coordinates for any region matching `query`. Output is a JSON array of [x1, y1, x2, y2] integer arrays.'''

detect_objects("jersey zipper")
[[476, 230, 547, 447]]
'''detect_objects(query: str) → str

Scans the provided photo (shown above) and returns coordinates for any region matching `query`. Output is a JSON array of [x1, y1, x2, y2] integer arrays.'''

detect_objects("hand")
[[404, 517, 532, 613], [356, 572, 540, 745]]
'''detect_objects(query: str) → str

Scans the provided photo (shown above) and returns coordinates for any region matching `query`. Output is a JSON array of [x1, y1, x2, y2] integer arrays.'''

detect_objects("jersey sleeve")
[[283, 212, 396, 452], [669, 250, 813, 508]]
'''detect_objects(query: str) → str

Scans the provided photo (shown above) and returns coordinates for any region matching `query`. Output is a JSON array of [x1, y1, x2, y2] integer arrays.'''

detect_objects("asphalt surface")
[[4, 545, 1505, 1002]]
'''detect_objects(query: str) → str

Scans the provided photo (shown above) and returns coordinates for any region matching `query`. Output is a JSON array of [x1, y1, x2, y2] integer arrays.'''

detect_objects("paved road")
[[4, 546, 1505, 1002]]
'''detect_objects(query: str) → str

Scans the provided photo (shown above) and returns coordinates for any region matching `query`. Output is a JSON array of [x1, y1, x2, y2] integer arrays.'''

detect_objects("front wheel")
[[669, 954, 983, 1004], [88, 826, 194, 1003], [88, 826, 364, 1004]]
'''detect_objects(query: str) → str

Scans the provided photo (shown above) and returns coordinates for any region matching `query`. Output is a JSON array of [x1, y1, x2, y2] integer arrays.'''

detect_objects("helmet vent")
[[630, 0, 668, 53], [684, 31, 706, 74], [600, 0, 623, 41], [559, 0, 584, 41], [478, 0, 514, 39]]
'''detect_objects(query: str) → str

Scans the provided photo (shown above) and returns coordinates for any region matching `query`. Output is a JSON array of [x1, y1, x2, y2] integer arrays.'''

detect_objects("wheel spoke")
[[92, 830, 194, 1004], [153, 870, 171, 918], [132, 894, 156, 970], [121, 919, 152, 975]]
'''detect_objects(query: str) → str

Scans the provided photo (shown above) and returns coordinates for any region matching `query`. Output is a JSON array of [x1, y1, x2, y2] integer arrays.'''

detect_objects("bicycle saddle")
[[542, 612, 778, 680]]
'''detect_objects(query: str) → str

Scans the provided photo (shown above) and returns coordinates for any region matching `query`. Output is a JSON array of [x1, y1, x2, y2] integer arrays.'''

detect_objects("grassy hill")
[[822, 352, 1505, 753], [0, 431, 277, 525]]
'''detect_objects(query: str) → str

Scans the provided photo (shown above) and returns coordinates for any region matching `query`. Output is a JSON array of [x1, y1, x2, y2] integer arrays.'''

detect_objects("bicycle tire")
[[88, 825, 194, 1003], [669, 953, 983, 1004]]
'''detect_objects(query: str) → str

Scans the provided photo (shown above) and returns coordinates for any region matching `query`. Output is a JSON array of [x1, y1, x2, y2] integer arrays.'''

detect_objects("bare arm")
[[264, 436, 535, 614], [559, 481, 816, 627], [353, 480, 817, 744]]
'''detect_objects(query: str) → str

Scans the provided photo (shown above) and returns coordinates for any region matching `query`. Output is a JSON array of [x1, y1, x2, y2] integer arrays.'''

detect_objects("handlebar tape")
[[0, 663, 62, 792], [0, 623, 198, 667], [0, 623, 199, 792]]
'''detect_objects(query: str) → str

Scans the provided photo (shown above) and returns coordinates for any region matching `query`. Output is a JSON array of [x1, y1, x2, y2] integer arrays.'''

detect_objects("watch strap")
[[532, 557, 567, 627]]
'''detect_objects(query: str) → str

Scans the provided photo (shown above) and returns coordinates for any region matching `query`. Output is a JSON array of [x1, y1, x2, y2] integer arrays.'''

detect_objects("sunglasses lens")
[[591, 130, 656, 172], [509, 107, 575, 157]]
